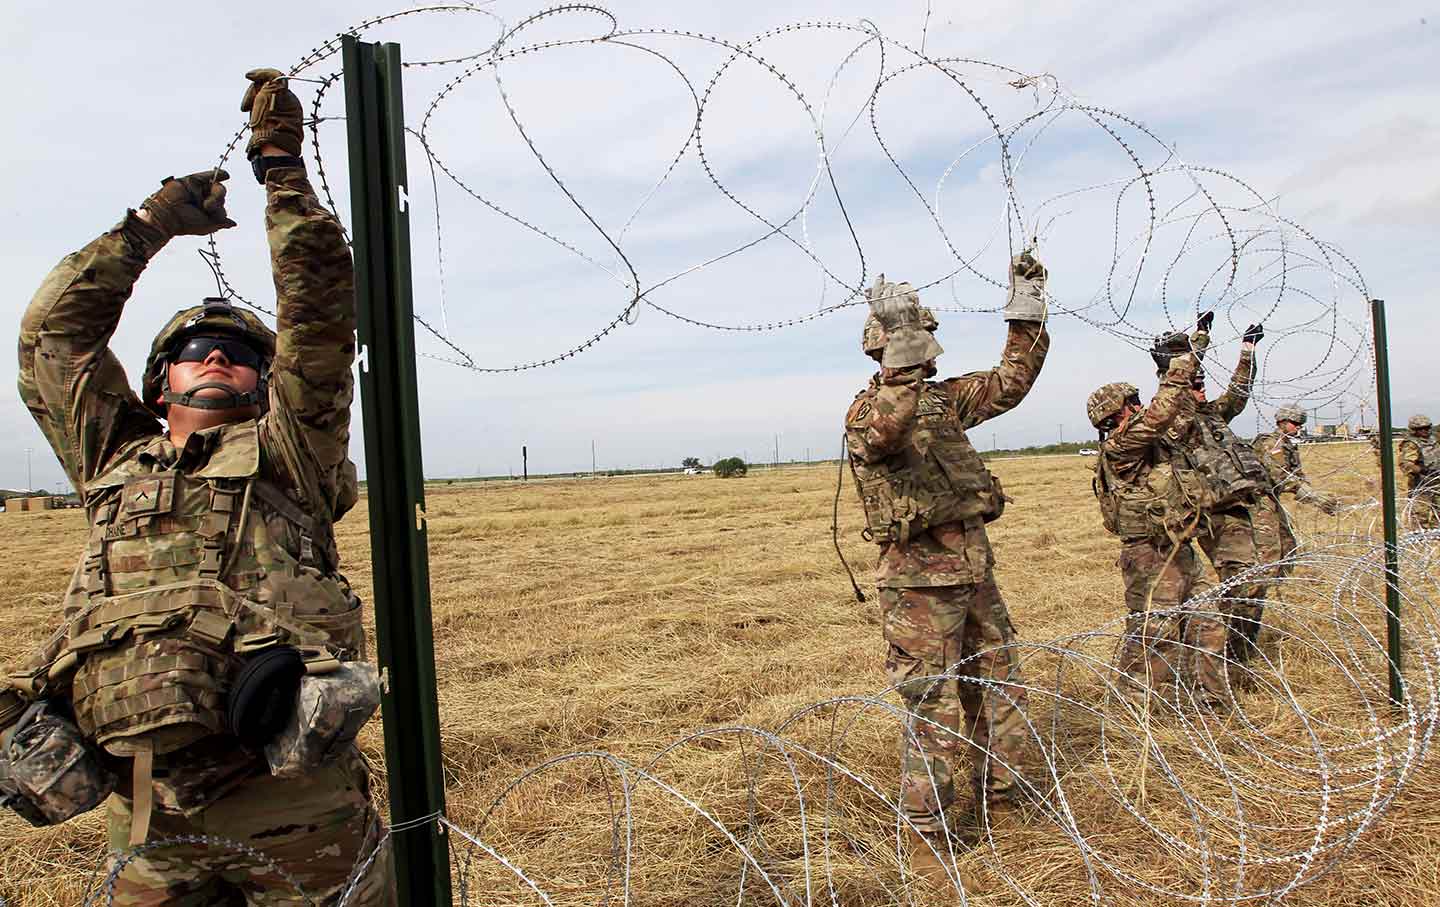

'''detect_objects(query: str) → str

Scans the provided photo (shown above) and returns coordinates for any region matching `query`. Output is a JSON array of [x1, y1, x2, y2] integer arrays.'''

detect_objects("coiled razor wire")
[[46, 4, 1440, 906]]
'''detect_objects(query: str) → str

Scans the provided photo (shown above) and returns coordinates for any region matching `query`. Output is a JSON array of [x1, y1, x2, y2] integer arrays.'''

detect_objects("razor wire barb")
[[57, 3, 1440, 906]]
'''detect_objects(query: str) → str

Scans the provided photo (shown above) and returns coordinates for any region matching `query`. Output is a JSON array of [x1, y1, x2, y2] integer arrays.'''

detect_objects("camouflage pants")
[[104, 748, 396, 906], [879, 576, 1028, 833], [1409, 489, 1440, 530], [1196, 507, 1266, 663], [1250, 496, 1298, 578], [1116, 538, 1227, 703]]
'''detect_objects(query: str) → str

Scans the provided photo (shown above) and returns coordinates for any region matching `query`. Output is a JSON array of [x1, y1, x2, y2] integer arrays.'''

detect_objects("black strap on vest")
[[832, 435, 866, 603]]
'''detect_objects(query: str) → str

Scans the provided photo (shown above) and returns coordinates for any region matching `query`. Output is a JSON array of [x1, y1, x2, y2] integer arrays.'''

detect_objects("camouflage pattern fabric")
[[846, 319, 1048, 828], [1115, 539, 1227, 703], [879, 578, 1028, 833], [1097, 350, 1226, 703], [13, 164, 390, 894], [1250, 495, 1298, 577], [105, 747, 395, 906], [1398, 435, 1440, 529], [1250, 430, 1338, 578], [1195, 508, 1267, 662]]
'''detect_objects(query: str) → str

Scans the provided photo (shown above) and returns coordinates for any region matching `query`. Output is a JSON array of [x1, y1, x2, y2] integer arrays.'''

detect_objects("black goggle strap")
[[161, 381, 263, 410]]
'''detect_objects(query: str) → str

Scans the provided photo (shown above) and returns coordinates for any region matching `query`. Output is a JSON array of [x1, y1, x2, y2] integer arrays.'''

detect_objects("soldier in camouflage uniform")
[[1251, 407, 1343, 576], [846, 256, 1048, 880], [1399, 414, 1440, 529], [1086, 341, 1228, 707], [1160, 322, 1270, 663], [0, 70, 394, 905]]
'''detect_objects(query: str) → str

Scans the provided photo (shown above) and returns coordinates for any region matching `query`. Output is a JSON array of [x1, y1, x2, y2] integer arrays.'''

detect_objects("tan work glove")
[[1002, 251, 1048, 322], [241, 68, 304, 159], [867, 274, 942, 369], [141, 170, 236, 236]]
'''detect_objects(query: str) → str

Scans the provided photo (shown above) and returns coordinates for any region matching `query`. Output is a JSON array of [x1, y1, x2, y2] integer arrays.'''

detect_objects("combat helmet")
[[141, 298, 276, 417], [1409, 414, 1433, 433], [1275, 406, 1307, 426], [1087, 381, 1139, 430]]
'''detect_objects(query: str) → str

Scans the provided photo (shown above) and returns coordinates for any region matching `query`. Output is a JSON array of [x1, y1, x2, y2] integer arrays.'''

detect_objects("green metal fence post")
[[1370, 299, 1404, 707], [343, 35, 453, 904]]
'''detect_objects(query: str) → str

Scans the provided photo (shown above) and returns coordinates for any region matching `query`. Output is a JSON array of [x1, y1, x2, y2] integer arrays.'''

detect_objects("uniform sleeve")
[[258, 167, 359, 520], [1213, 345, 1254, 423], [846, 372, 923, 463], [940, 321, 1049, 428], [1101, 352, 1196, 479], [1254, 433, 1290, 490], [16, 212, 167, 491]]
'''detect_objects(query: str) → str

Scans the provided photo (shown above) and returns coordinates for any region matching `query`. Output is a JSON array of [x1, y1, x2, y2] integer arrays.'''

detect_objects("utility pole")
[[591, 439, 596, 478], [1058, 424, 1063, 444], [992, 433, 997, 451], [774, 433, 780, 470], [522, 445, 528, 482], [343, 35, 453, 905], [25, 448, 32, 494]]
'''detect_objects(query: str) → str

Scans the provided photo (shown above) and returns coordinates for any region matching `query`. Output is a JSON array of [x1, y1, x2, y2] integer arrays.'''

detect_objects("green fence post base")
[[1370, 299, 1404, 707]]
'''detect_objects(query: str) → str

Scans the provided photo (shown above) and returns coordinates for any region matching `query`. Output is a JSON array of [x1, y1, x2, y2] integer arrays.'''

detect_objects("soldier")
[[1399, 415, 1440, 529], [1251, 407, 1343, 576], [846, 255, 1048, 882], [0, 71, 395, 904], [1086, 340, 1228, 708], [1158, 320, 1270, 664]]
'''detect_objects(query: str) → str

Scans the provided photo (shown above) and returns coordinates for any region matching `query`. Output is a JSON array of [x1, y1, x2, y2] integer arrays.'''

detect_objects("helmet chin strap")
[[162, 381, 262, 411]]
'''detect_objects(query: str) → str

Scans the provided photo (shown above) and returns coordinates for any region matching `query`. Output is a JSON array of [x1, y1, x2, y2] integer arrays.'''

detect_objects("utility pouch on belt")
[[264, 661, 381, 779], [0, 701, 115, 826], [981, 473, 1010, 524]]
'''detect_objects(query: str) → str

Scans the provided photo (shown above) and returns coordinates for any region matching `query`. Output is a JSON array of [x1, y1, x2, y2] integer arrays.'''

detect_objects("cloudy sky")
[[1, 1, 1436, 491]]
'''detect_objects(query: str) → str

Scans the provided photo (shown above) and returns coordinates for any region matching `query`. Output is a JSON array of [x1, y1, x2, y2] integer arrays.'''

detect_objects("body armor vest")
[[47, 423, 363, 760], [1092, 449, 1166, 540], [1411, 437, 1440, 479], [1254, 431, 1302, 494], [849, 383, 1004, 544], [1167, 408, 1268, 514]]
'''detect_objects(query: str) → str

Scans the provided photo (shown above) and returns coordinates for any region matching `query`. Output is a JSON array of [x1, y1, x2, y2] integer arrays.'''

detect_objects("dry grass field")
[[1, 443, 1436, 906]]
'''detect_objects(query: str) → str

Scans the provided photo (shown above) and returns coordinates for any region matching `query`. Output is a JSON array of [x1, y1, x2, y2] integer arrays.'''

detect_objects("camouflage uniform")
[[846, 319, 1048, 832], [12, 167, 394, 904], [1252, 416, 1340, 575], [1398, 417, 1440, 530], [1164, 333, 1269, 661], [1089, 355, 1228, 704]]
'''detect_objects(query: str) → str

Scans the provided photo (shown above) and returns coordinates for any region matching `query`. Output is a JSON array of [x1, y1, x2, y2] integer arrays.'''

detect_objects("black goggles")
[[172, 335, 264, 370]]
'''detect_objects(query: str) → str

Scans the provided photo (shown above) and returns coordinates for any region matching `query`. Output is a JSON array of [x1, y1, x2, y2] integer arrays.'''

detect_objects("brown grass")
[[1, 444, 1436, 906]]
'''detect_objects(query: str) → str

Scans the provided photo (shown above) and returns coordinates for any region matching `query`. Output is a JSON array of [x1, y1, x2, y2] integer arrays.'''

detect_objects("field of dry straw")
[[0, 443, 1436, 905]]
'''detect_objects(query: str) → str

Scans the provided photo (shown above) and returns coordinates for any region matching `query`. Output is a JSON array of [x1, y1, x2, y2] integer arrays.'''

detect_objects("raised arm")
[[1208, 324, 1260, 422], [846, 371, 924, 462], [1103, 352, 1197, 476], [944, 320, 1050, 428], [17, 173, 235, 490]]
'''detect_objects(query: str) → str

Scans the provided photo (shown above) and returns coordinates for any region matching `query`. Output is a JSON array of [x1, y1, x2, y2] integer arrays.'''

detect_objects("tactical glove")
[[1243, 323, 1265, 345], [241, 68, 305, 160], [1149, 330, 1191, 373], [1196, 310, 1215, 333], [1001, 252, 1047, 322], [141, 170, 236, 236]]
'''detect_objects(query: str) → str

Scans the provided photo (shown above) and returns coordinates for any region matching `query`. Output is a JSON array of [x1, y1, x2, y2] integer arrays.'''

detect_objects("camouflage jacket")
[[1095, 352, 1198, 538], [13, 167, 360, 812], [1399, 435, 1440, 493], [1253, 431, 1339, 513], [845, 321, 1049, 586], [1172, 329, 1254, 438]]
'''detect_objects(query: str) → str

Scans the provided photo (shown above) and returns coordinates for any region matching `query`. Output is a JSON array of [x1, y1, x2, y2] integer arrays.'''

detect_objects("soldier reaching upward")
[[1086, 329, 1228, 709], [845, 254, 1048, 883], [0, 70, 395, 904]]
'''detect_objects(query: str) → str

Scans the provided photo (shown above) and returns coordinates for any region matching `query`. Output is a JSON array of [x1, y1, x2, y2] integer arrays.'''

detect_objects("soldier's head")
[[1087, 381, 1142, 436], [142, 299, 276, 426], [1410, 414, 1433, 439], [1276, 406, 1306, 437]]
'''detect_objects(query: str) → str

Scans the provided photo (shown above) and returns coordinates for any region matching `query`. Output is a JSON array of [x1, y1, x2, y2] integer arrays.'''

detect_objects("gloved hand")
[[867, 275, 940, 369], [1243, 323, 1265, 345], [141, 170, 236, 236], [242, 68, 305, 160], [1001, 251, 1047, 322], [1196, 310, 1215, 333], [1149, 330, 1191, 373]]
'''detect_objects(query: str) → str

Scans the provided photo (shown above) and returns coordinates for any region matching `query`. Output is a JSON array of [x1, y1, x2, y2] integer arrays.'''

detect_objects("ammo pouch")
[[981, 473, 1009, 524], [264, 661, 381, 779], [0, 701, 115, 826], [853, 453, 991, 544], [1180, 423, 1268, 512]]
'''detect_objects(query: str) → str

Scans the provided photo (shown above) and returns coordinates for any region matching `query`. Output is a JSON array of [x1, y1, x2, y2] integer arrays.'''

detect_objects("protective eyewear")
[[172, 335, 263, 370]]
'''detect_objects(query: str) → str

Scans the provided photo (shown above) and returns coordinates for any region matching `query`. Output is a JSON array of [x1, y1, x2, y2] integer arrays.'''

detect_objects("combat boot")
[[904, 826, 983, 893]]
